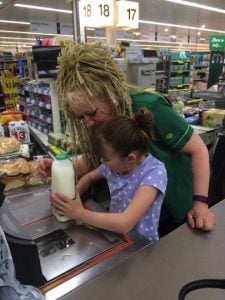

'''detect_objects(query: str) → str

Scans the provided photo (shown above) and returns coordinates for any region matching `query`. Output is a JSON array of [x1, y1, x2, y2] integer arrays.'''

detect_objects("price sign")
[[80, 0, 114, 28], [116, 1, 139, 29]]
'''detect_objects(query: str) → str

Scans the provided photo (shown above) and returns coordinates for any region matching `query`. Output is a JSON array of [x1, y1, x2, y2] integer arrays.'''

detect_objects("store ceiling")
[[0, 0, 225, 51]]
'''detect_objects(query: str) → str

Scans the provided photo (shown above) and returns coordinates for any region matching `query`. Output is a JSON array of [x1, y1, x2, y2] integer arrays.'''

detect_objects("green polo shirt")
[[129, 88, 193, 222]]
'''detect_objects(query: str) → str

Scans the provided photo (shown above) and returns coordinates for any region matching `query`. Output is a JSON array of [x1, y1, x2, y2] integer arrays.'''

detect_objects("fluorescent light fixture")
[[86, 36, 107, 40], [116, 38, 208, 49], [0, 30, 73, 37], [0, 37, 35, 40], [0, 41, 34, 44], [0, 20, 30, 25], [139, 20, 225, 34], [165, 0, 225, 14], [14, 3, 72, 14], [0, 44, 32, 47]]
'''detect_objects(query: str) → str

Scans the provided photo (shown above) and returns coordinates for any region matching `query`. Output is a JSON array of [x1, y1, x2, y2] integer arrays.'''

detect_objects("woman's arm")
[[180, 132, 215, 230]]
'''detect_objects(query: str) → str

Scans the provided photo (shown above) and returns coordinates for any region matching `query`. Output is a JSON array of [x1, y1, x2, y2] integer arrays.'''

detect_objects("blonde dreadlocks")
[[56, 41, 132, 170]]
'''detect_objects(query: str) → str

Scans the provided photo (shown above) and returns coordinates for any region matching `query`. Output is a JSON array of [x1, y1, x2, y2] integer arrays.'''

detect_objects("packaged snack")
[[0, 158, 30, 176], [0, 111, 23, 126], [1, 175, 25, 191], [0, 137, 20, 155], [25, 161, 46, 186]]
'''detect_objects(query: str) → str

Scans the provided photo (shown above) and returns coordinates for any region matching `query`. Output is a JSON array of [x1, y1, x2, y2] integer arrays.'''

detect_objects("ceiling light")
[[165, 28, 169, 32], [116, 37, 207, 46], [0, 41, 34, 45], [86, 36, 107, 40], [0, 44, 32, 47], [0, 2, 2, 4], [0, 37, 36, 41], [0, 20, 30, 25], [14, 3, 72, 14], [0, 30, 73, 37], [165, 0, 225, 14], [139, 20, 225, 34]]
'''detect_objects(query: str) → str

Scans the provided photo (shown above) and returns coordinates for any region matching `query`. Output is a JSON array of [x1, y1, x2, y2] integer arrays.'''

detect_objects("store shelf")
[[19, 80, 61, 134]]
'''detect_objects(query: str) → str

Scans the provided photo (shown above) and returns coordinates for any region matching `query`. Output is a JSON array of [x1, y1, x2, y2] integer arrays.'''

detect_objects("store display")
[[156, 50, 191, 100], [18, 80, 62, 134], [8, 120, 30, 144], [51, 153, 75, 222], [191, 52, 210, 91]]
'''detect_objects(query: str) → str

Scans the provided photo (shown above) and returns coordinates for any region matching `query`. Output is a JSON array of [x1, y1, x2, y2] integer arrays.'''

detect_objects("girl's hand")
[[51, 191, 84, 220]]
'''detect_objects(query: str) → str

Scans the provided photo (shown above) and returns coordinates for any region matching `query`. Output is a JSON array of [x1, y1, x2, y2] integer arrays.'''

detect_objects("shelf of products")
[[156, 51, 191, 100], [0, 70, 23, 111], [190, 51, 210, 90], [18, 80, 62, 135]]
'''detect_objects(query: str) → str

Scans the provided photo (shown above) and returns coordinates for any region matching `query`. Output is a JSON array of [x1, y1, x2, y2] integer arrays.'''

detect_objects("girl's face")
[[70, 97, 113, 128], [100, 144, 133, 175]]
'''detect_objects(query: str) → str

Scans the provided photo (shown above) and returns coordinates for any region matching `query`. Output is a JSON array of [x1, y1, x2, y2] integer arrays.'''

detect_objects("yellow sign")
[[116, 1, 139, 29], [80, 0, 114, 28]]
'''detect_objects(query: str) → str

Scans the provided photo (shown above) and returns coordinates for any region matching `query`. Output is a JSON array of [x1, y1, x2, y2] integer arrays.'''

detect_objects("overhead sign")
[[209, 34, 225, 51], [31, 21, 57, 34], [157, 32, 170, 42], [176, 34, 188, 44], [141, 31, 155, 41], [80, 0, 114, 28], [116, 1, 139, 29]]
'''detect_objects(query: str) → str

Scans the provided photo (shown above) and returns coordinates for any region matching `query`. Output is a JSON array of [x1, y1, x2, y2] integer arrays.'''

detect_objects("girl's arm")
[[52, 185, 158, 234], [76, 168, 103, 195]]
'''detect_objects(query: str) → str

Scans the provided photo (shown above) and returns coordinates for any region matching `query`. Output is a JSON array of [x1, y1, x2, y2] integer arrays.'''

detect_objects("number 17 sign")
[[116, 1, 139, 29]]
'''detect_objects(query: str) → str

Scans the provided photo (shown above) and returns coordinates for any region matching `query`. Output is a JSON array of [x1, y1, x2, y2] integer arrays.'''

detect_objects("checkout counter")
[[0, 182, 150, 298], [0, 125, 221, 299], [56, 200, 225, 300]]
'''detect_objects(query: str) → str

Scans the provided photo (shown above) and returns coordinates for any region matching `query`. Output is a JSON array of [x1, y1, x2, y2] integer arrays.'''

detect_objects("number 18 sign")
[[80, 0, 114, 28]]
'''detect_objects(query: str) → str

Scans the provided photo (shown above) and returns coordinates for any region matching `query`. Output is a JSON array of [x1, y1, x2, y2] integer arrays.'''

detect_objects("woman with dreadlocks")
[[38, 42, 215, 236], [51, 108, 167, 242]]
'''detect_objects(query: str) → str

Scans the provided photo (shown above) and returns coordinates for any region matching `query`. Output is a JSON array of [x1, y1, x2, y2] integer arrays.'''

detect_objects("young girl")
[[51, 108, 167, 242]]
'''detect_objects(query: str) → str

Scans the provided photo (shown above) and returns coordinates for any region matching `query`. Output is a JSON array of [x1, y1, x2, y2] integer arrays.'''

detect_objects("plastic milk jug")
[[51, 153, 75, 222]]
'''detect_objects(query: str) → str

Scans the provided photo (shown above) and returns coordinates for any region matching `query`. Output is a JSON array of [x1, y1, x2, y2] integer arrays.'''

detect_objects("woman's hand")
[[38, 158, 53, 182], [187, 201, 215, 231], [51, 191, 84, 220]]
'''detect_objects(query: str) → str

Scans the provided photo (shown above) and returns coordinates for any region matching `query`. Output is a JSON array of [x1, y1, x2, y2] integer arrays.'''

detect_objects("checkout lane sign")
[[116, 1, 139, 29], [80, 0, 114, 28], [80, 0, 139, 29]]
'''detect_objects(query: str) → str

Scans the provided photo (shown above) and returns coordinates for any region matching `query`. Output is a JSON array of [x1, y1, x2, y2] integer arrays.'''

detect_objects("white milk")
[[51, 153, 75, 222]]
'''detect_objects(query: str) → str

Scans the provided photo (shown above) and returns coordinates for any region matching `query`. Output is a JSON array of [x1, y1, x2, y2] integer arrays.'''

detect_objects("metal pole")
[[72, 0, 80, 43]]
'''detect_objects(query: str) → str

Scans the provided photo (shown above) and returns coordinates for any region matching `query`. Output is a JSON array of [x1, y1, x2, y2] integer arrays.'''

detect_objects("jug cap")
[[55, 153, 68, 160]]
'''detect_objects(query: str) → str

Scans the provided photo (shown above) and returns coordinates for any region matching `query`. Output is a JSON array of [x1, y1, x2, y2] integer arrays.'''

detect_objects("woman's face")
[[70, 97, 113, 128]]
